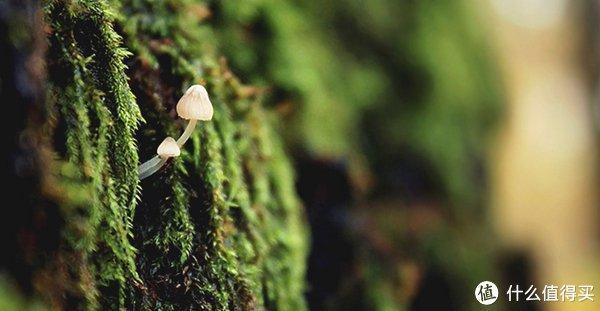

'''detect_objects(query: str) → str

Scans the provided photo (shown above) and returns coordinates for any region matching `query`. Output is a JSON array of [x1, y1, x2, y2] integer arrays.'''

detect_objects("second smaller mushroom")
[[139, 137, 181, 180], [157, 137, 181, 158]]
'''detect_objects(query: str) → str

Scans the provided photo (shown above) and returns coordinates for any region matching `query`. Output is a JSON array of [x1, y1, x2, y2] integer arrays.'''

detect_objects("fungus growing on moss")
[[139, 137, 181, 179], [138, 137, 181, 179], [175, 84, 213, 147], [138, 85, 213, 180]]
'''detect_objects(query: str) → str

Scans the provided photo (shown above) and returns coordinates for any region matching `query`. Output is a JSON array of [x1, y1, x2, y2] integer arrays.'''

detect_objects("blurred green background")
[[212, 0, 599, 309]]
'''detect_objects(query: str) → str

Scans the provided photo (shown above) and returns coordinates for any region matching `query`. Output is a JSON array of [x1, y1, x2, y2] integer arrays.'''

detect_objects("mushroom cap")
[[176, 84, 213, 120], [157, 137, 181, 158]]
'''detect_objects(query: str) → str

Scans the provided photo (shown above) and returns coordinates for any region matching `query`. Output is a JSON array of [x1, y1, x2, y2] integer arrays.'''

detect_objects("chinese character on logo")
[[542, 285, 559, 302], [507, 284, 524, 302], [480, 284, 496, 301], [525, 285, 541, 301], [560, 285, 576, 302], [475, 281, 499, 305], [578, 285, 594, 302]]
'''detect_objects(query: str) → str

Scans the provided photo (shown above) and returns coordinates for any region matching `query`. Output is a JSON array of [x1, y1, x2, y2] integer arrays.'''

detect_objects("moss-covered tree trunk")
[[2, 0, 307, 309]]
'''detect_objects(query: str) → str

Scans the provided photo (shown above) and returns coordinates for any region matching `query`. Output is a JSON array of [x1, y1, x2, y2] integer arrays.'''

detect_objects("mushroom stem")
[[176, 119, 197, 147], [138, 155, 161, 175], [139, 157, 168, 180]]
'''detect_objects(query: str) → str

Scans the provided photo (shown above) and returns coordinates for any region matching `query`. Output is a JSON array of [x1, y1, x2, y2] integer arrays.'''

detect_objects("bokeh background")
[[213, 0, 599, 309]]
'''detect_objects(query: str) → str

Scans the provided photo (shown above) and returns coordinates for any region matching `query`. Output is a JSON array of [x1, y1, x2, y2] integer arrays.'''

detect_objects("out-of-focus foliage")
[[213, 0, 387, 157], [0, 279, 46, 311], [213, 0, 501, 207], [213, 0, 502, 309]]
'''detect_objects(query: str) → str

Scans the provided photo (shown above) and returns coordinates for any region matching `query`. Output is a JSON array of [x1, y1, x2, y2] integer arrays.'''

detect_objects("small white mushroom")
[[139, 137, 180, 180], [175, 84, 213, 147], [138, 84, 213, 180], [157, 137, 181, 158]]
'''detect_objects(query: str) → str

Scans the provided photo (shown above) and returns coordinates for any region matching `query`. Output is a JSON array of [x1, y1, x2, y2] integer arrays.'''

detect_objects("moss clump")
[[6, 0, 310, 309], [45, 0, 143, 308]]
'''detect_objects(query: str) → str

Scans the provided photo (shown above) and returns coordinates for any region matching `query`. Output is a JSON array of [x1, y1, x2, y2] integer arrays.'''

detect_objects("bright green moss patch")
[[39, 0, 307, 309]]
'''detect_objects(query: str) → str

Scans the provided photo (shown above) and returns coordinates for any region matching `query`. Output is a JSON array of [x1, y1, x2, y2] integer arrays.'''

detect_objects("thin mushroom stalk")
[[138, 85, 213, 179], [176, 119, 197, 147], [139, 157, 168, 180], [138, 155, 161, 175]]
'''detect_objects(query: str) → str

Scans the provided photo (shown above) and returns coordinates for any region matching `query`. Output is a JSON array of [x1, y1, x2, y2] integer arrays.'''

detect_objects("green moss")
[[38, 0, 307, 309], [44, 0, 143, 308]]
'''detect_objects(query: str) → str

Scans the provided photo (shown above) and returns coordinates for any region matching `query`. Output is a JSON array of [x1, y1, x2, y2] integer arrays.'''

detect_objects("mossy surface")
[[3, 0, 308, 309]]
